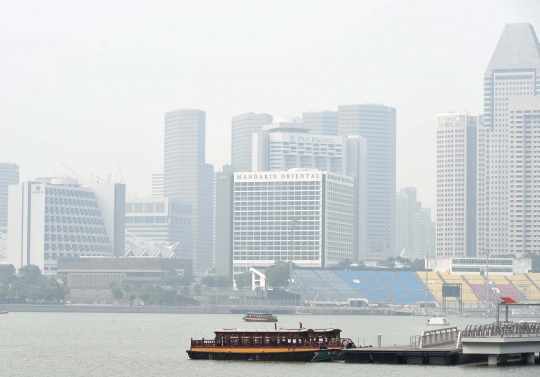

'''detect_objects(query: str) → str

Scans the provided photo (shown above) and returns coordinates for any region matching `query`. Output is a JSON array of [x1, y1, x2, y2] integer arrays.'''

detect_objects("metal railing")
[[410, 327, 459, 349], [462, 322, 540, 338]]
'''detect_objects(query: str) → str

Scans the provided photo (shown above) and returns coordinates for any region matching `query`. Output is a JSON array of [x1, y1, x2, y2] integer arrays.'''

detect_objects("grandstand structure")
[[286, 269, 540, 311]]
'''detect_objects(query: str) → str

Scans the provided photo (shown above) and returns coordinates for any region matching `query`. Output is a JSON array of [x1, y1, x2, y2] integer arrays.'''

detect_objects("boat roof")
[[215, 328, 310, 333]]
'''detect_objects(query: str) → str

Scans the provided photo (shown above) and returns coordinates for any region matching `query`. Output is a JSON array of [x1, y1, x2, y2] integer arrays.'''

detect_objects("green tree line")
[[0, 264, 69, 304]]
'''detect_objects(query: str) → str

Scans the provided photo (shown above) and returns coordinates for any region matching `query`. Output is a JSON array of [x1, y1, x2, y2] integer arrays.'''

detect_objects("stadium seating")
[[396, 270, 435, 303], [377, 271, 414, 304]]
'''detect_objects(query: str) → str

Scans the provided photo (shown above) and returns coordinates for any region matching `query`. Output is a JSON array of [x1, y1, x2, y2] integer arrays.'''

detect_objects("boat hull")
[[243, 318, 278, 323], [187, 347, 333, 361]]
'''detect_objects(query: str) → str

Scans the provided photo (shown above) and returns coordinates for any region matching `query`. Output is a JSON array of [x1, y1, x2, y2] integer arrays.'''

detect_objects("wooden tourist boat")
[[242, 312, 278, 322], [311, 328, 356, 361], [0, 308, 8, 315], [187, 328, 349, 362]]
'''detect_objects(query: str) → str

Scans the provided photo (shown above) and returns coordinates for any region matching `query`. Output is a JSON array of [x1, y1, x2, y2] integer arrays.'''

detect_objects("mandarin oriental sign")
[[235, 172, 322, 182]]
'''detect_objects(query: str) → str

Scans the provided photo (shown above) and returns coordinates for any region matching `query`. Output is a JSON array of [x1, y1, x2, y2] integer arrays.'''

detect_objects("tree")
[[193, 284, 202, 297], [525, 252, 540, 272], [235, 272, 252, 289], [200, 275, 216, 287], [109, 281, 123, 304], [180, 286, 190, 296], [165, 274, 190, 287], [216, 276, 232, 288], [121, 280, 132, 305], [266, 261, 291, 288], [336, 259, 352, 270]]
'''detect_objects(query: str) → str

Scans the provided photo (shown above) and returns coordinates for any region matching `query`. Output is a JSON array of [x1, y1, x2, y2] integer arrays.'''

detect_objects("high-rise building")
[[0, 163, 19, 229], [213, 165, 234, 270], [480, 23, 540, 258], [231, 112, 273, 172], [396, 187, 433, 259], [338, 104, 396, 260], [252, 122, 368, 261], [413, 207, 434, 259], [217, 170, 355, 272], [163, 109, 214, 272], [436, 113, 480, 258], [7, 178, 125, 273], [303, 111, 338, 135], [125, 197, 193, 260], [395, 187, 417, 255], [508, 97, 540, 255], [152, 174, 164, 198]]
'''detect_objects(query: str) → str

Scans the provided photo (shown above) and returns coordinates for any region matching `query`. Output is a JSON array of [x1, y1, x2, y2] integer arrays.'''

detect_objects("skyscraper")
[[231, 112, 273, 171], [480, 23, 540, 257], [436, 113, 480, 258], [338, 104, 396, 260], [0, 163, 19, 229], [164, 109, 214, 271], [396, 187, 433, 259], [303, 111, 338, 135], [152, 173, 164, 198]]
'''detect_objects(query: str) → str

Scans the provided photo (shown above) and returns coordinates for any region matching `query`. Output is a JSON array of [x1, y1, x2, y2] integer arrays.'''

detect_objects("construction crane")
[[116, 161, 133, 198], [54, 158, 87, 184]]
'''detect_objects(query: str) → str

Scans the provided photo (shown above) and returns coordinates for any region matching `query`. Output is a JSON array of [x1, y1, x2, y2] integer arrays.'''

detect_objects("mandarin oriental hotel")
[[232, 170, 355, 271]]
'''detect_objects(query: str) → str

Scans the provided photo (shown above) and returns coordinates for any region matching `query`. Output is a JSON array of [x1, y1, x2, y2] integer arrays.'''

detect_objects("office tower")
[[253, 122, 345, 172], [252, 122, 368, 261], [125, 197, 193, 260], [396, 187, 433, 259], [480, 23, 540, 257], [0, 163, 19, 229], [152, 174, 164, 198], [395, 187, 417, 255], [303, 111, 338, 135], [338, 104, 396, 260], [436, 113, 479, 258], [508, 97, 540, 255], [213, 165, 233, 271], [163, 109, 214, 272], [225, 170, 355, 272], [413, 207, 433, 260], [231, 112, 273, 172], [7, 178, 125, 273]]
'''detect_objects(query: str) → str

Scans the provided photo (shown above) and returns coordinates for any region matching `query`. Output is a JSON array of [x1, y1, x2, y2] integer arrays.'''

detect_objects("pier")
[[345, 320, 540, 366], [344, 327, 475, 365]]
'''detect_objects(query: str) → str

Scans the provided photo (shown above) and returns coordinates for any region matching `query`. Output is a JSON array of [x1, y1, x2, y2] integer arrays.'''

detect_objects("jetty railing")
[[462, 322, 540, 338], [410, 327, 459, 349]]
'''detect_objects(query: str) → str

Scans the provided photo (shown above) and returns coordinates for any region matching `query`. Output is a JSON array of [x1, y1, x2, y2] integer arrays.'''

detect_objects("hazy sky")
[[1, 0, 540, 210]]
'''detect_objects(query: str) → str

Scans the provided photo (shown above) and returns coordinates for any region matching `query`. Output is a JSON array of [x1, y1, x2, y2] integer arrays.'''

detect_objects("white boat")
[[426, 317, 449, 326]]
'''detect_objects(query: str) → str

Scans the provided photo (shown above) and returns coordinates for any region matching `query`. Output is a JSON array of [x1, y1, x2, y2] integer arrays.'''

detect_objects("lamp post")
[[289, 218, 299, 291], [424, 250, 429, 316], [485, 249, 492, 317]]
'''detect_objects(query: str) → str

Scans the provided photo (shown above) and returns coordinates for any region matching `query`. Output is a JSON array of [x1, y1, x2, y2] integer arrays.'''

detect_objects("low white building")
[[231, 169, 355, 271], [125, 197, 193, 260], [427, 257, 532, 275], [7, 178, 125, 273]]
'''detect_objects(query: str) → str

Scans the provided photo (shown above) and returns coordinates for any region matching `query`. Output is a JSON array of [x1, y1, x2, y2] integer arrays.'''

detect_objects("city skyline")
[[3, 2, 540, 213]]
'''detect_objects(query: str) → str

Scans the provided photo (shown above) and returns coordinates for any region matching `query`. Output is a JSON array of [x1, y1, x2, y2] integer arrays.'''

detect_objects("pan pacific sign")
[[290, 134, 338, 144]]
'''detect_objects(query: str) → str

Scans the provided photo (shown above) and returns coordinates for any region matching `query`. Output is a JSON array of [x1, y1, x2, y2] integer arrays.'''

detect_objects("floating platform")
[[343, 344, 486, 365]]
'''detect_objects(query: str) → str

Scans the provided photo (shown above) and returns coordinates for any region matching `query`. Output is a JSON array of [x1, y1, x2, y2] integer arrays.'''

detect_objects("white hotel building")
[[232, 170, 355, 271], [252, 122, 368, 261], [7, 178, 125, 273]]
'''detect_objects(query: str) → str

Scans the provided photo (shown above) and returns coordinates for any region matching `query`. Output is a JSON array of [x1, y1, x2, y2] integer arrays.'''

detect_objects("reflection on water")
[[2, 313, 539, 377]]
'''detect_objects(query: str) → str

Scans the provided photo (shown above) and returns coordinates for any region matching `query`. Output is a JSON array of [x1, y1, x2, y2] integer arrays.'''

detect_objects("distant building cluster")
[[7, 23, 539, 282]]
